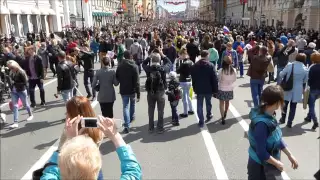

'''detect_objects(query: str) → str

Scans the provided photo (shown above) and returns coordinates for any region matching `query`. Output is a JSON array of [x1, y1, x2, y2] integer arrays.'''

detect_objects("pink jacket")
[[218, 68, 237, 91]]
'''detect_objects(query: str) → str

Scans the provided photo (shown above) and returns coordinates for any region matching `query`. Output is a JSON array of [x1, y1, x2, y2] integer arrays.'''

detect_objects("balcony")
[[247, 6, 256, 12], [293, 0, 305, 8]]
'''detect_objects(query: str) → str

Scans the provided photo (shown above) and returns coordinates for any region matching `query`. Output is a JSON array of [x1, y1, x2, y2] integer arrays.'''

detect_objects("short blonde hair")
[[59, 135, 102, 180]]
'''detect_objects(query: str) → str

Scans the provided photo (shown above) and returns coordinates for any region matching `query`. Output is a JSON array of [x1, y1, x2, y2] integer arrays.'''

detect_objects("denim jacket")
[[40, 145, 142, 180]]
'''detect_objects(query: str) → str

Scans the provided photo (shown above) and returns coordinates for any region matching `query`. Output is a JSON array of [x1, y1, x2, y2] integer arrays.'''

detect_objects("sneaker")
[[179, 114, 188, 118], [121, 127, 129, 134], [188, 111, 194, 115], [27, 115, 34, 121], [286, 124, 292, 128], [0, 113, 6, 123], [156, 128, 164, 134], [30, 103, 36, 108], [40, 102, 46, 106], [207, 114, 213, 120], [87, 95, 92, 99], [10, 123, 18, 128], [304, 117, 312, 123], [171, 121, 180, 126], [198, 123, 204, 128], [312, 123, 319, 130], [279, 118, 285, 124]]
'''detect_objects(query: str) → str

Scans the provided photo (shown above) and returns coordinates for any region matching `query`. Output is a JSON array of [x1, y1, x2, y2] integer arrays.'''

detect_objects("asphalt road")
[[0, 62, 319, 180]]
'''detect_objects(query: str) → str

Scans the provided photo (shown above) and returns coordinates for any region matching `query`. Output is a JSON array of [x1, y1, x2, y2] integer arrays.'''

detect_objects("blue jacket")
[[90, 41, 100, 53], [248, 108, 283, 165], [40, 145, 142, 180], [279, 61, 308, 103], [280, 36, 288, 46], [221, 50, 238, 68]]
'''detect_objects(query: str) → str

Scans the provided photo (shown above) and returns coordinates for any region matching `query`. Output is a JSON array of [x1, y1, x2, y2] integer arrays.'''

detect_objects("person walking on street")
[[116, 51, 140, 134], [56, 51, 76, 103], [24, 46, 45, 107], [191, 50, 218, 128], [142, 48, 172, 134], [7, 60, 33, 128], [93, 56, 119, 119]]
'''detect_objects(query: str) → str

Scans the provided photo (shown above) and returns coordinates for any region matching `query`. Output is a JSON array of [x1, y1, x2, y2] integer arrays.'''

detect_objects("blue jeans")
[[170, 101, 178, 121], [307, 89, 320, 123], [180, 82, 193, 114], [239, 62, 244, 76], [276, 67, 284, 84], [11, 90, 32, 122], [250, 79, 264, 108], [122, 94, 136, 128], [61, 89, 74, 103], [197, 94, 212, 125]]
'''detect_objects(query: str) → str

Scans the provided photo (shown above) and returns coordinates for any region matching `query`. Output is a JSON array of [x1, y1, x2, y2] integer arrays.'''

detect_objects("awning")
[[21, 8, 32, 14], [8, 7, 21, 14], [92, 11, 113, 17], [0, 6, 10, 14], [31, 8, 40, 14], [40, 9, 49, 15]]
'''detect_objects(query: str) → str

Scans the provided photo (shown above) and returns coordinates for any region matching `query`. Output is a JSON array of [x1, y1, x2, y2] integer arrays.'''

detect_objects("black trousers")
[[247, 158, 283, 180], [99, 102, 114, 118]]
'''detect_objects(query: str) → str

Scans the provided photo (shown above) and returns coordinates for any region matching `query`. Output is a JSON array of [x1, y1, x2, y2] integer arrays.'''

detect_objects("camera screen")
[[84, 118, 98, 128]]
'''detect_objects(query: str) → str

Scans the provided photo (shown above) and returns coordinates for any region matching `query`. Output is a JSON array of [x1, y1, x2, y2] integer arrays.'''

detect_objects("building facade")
[[156, 5, 170, 19], [185, 0, 199, 20], [199, 0, 214, 21], [0, 0, 64, 37], [225, 0, 250, 25], [90, 0, 121, 26], [123, 0, 156, 22], [245, 0, 320, 30]]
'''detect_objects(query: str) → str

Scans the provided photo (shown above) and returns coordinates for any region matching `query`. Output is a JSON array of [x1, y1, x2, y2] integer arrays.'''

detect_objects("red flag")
[[240, 0, 247, 4], [84, 0, 89, 3], [122, 2, 126, 9]]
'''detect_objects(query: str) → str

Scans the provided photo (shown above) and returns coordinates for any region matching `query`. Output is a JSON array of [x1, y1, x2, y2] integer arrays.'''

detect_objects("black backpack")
[[176, 38, 182, 49], [145, 69, 164, 94], [32, 162, 57, 180]]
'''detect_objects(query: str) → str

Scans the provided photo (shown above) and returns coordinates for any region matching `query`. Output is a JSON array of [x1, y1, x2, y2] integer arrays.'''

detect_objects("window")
[[273, 0, 276, 4]]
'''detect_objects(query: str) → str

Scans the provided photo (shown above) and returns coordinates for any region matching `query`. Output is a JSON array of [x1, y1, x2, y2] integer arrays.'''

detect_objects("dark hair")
[[123, 50, 131, 59], [152, 48, 160, 54], [200, 50, 209, 58], [208, 42, 214, 48], [259, 85, 284, 114], [276, 38, 281, 43], [221, 56, 235, 75], [101, 56, 111, 66], [295, 53, 306, 63]]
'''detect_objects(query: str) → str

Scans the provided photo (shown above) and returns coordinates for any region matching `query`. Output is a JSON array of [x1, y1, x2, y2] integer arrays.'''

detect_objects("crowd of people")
[[1, 21, 320, 179]]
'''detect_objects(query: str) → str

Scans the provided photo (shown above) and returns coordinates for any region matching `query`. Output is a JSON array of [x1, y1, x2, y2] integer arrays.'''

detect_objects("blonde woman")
[[7, 60, 33, 128]]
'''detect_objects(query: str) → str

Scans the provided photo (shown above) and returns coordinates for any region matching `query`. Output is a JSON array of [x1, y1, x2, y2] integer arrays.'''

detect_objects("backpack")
[[145, 69, 164, 94], [176, 38, 182, 49], [32, 162, 57, 180]]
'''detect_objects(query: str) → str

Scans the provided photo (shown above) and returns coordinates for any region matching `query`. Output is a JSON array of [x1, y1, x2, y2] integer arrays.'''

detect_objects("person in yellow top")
[[174, 32, 184, 53]]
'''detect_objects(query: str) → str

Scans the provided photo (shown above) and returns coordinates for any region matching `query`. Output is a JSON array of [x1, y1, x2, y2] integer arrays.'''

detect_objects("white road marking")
[[20, 100, 99, 180], [192, 99, 229, 180], [1, 78, 57, 108], [228, 103, 291, 180]]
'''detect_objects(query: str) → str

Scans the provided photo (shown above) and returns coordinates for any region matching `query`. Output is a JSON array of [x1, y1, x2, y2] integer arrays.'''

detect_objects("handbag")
[[303, 86, 310, 109], [280, 64, 294, 91], [9, 98, 23, 111]]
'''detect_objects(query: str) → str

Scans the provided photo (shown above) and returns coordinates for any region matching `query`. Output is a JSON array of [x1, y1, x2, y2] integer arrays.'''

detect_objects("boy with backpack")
[[166, 71, 181, 126], [142, 49, 172, 134]]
